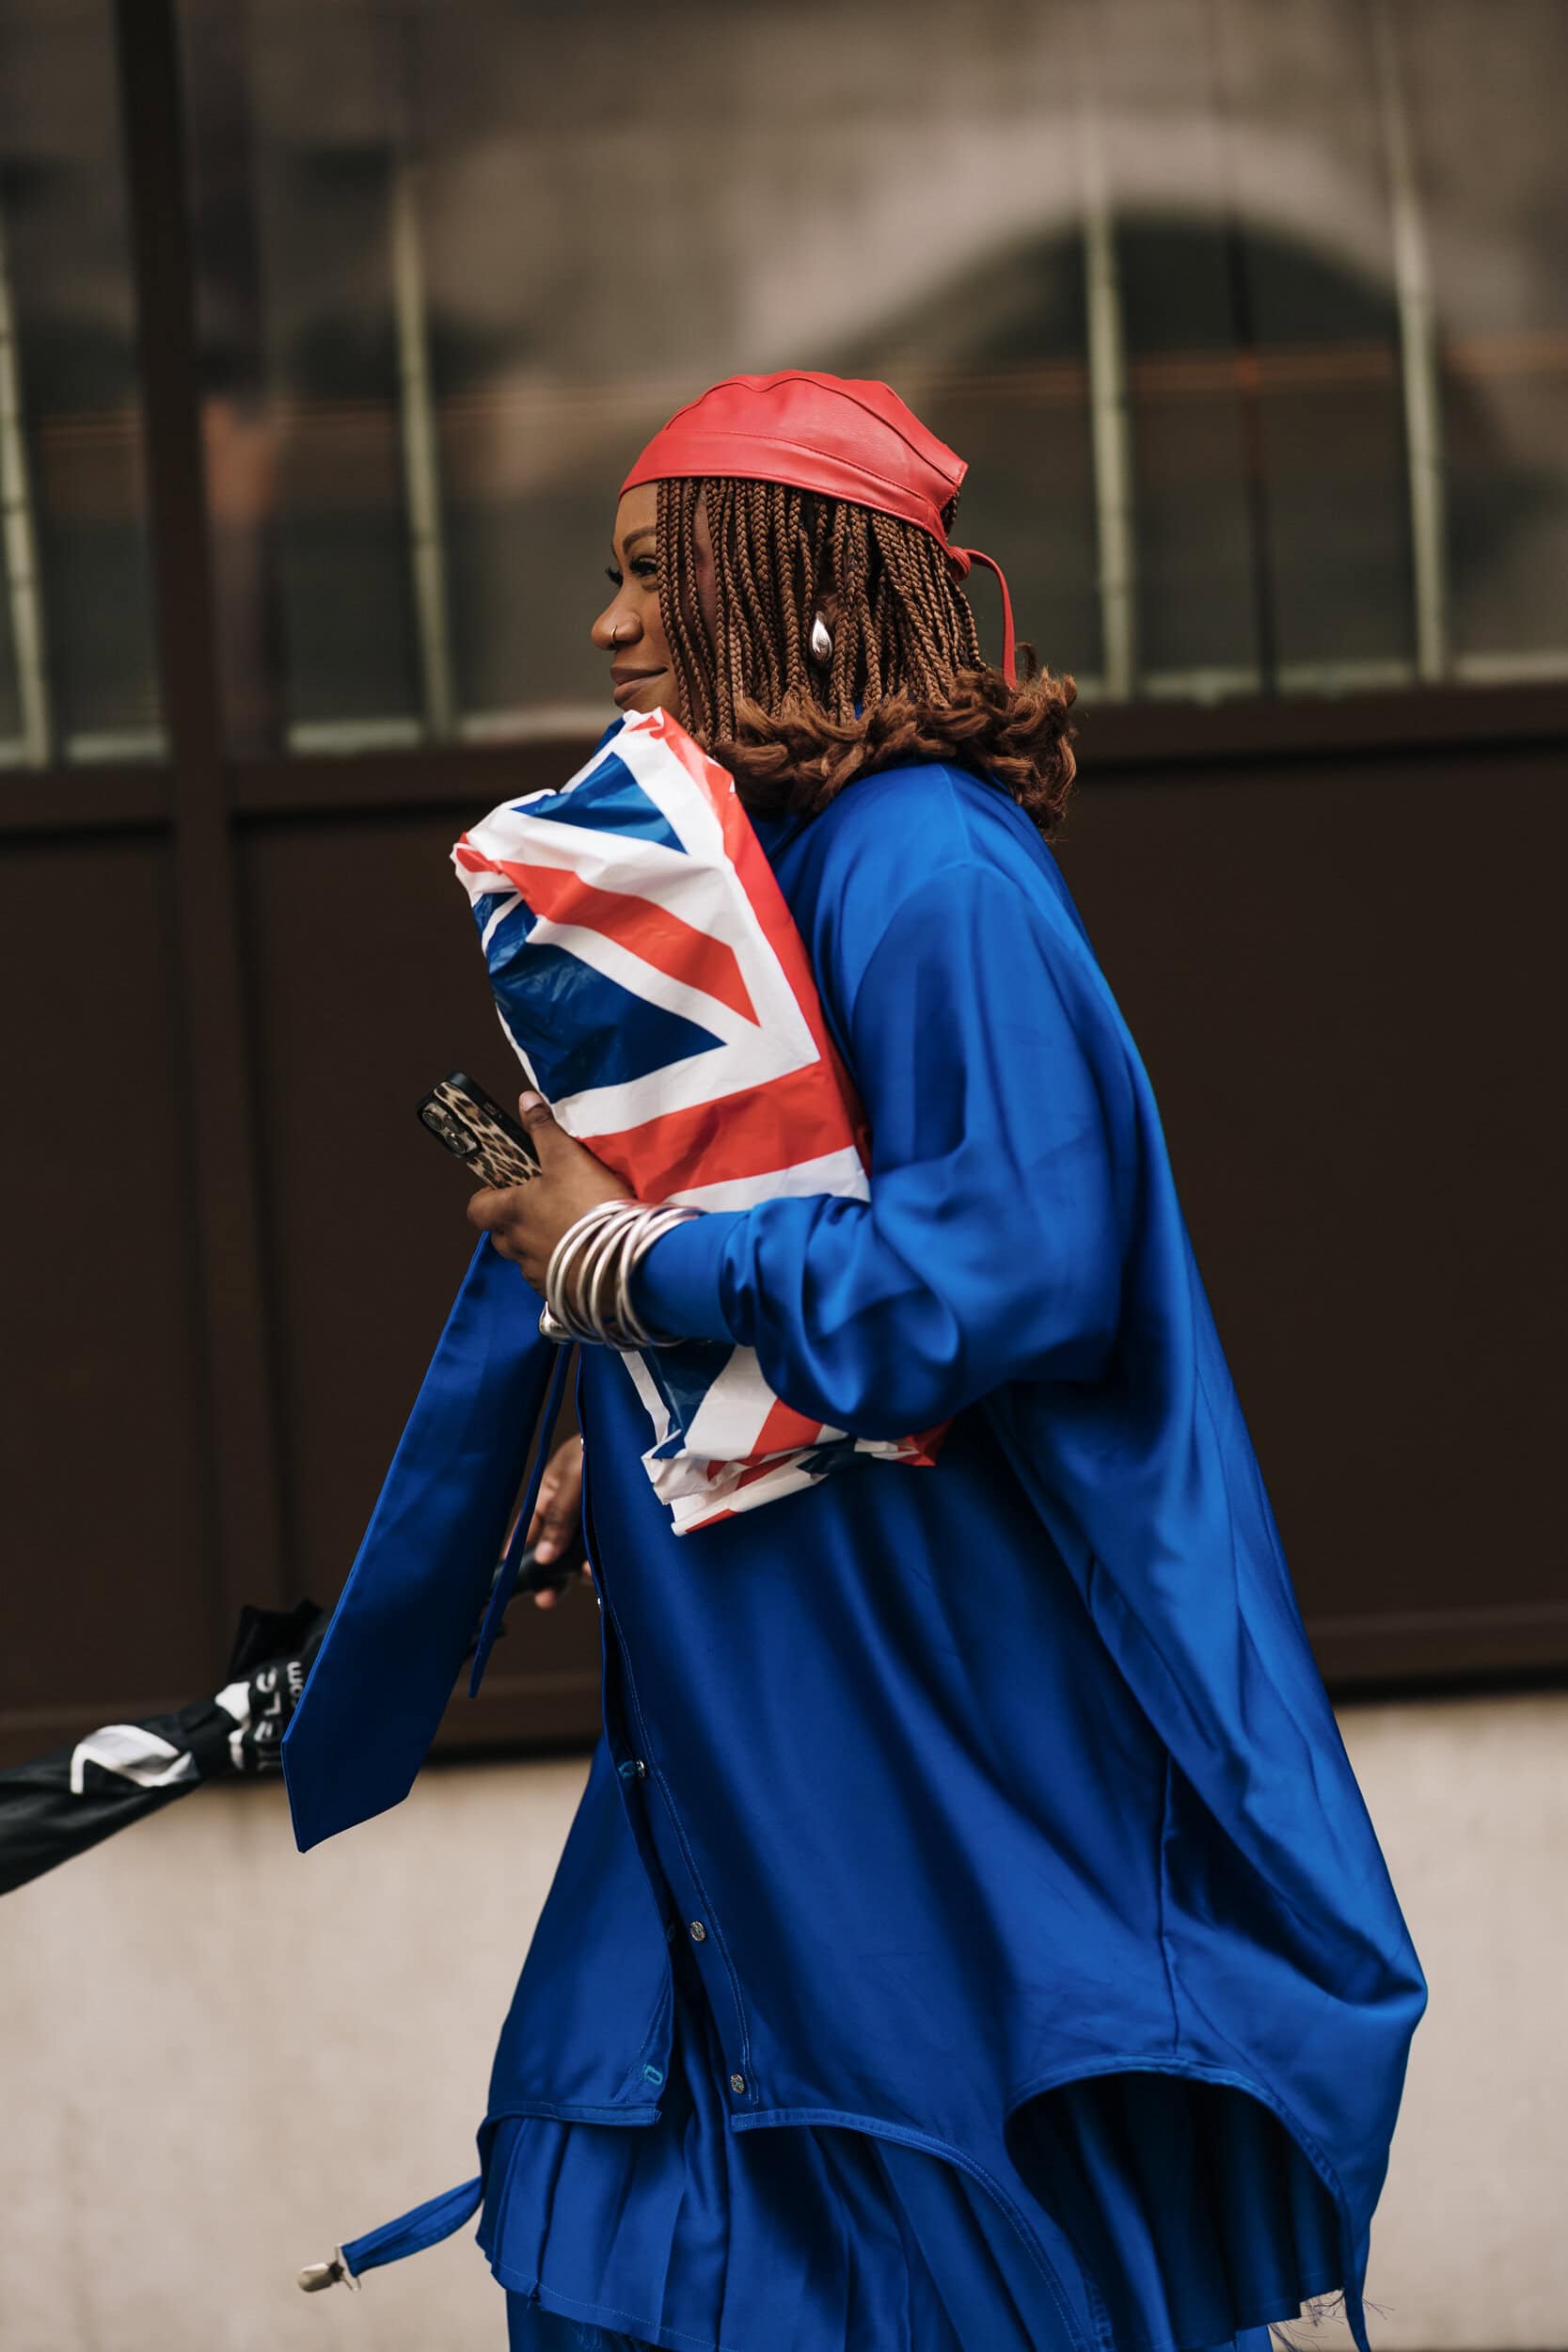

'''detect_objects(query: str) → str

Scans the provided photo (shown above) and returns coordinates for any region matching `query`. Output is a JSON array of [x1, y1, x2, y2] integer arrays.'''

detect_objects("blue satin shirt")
[[283, 749, 1426, 2352]]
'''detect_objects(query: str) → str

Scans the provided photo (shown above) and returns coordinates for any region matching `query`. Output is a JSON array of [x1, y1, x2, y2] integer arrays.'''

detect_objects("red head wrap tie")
[[622, 371, 1018, 686]]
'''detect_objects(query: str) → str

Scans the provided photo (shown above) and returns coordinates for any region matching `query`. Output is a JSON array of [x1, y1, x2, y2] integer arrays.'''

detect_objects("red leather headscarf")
[[621, 371, 1018, 686]]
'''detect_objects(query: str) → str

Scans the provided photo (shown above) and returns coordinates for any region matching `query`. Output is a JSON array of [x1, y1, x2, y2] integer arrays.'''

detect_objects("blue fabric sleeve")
[[631, 864, 1127, 1436]]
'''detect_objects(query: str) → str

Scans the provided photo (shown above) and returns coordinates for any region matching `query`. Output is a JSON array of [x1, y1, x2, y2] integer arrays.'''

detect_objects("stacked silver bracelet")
[[540, 1199, 701, 1349]]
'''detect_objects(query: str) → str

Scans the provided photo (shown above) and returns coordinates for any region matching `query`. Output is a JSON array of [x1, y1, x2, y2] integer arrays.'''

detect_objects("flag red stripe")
[[578, 1058, 857, 1198], [648, 713, 873, 1167], [749, 1391, 827, 1453], [465, 852, 760, 1027]]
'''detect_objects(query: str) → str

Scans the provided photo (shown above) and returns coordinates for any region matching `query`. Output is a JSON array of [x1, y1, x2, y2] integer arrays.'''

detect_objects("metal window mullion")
[[0, 197, 53, 767], [1076, 24, 1137, 702], [1371, 0, 1449, 682], [113, 0, 285, 1646], [384, 18, 454, 746], [1202, 0, 1276, 694]]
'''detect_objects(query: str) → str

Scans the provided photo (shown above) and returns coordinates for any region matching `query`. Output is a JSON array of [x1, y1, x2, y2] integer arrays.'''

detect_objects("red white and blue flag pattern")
[[452, 706, 945, 1533]]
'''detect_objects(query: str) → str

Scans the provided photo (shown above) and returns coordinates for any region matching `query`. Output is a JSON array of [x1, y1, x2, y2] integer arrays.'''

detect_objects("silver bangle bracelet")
[[539, 1202, 620, 1343], [573, 1204, 690, 1355], [545, 1201, 637, 1343], [543, 1199, 700, 1349], [609, 1203, 699, 1348], [578, 1211, 639, 1340]]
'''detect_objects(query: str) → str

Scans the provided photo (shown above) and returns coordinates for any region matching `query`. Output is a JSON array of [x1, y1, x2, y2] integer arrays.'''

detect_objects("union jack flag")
[[452, 705, 946, 1534]]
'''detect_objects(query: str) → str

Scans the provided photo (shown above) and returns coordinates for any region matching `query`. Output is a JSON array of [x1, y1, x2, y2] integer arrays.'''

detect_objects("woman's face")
[[592, 481, 715, 719]]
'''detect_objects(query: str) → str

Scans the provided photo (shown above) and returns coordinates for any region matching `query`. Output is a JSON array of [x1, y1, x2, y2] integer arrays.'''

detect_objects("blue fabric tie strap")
[[281, 1235, 559, 1851], [468, 1337, 575, 1698], [341, 2174, 483, 2279]]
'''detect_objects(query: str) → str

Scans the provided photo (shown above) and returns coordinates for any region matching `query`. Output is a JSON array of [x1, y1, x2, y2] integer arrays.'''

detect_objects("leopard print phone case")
[[418, 1072, 541, 1188]]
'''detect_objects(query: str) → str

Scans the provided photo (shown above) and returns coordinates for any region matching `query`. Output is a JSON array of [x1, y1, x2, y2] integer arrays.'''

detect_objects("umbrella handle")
[[296, 2248, 360, 2294]]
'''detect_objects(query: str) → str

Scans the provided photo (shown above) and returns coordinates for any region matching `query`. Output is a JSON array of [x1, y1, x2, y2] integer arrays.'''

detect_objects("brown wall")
[[1, 829, 217, 1752], [1059, 735, 1566, 1688], [4, 721, 1563, 1772]]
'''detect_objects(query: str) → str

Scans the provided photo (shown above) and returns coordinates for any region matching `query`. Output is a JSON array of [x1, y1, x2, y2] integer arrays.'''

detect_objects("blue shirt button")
[[618, 1758, 647, 1780]]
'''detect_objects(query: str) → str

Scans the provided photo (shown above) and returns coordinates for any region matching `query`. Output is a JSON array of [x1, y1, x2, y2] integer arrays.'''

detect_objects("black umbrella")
[[0, 1597, 325, 1900], [0, 1534, 585, 1902]]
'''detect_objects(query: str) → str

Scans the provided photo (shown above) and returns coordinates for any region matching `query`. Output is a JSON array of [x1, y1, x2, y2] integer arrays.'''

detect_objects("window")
[[174, 0, 1568, 755], [0, 0, 164, 771]]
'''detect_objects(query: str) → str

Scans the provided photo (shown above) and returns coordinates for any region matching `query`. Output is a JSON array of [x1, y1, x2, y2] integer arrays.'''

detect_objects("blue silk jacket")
[[282, 747, 1426, 2351]]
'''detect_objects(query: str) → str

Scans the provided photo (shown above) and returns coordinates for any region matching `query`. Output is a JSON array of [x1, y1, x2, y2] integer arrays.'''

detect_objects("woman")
[[292, 373, 1426, 2352]]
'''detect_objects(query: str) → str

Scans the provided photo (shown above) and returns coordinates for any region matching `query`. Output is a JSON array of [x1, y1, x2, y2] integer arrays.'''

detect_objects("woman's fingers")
[[528, 1437, 585, 1608], [465, 1183, 514, 1233], [525, 1458, 562, 1556], [464, 1102, 632, 1295], [530, 1436, 583, 1557]]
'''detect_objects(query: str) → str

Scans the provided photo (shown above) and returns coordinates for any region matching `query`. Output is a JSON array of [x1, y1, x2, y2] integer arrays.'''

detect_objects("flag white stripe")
[[671, 1147, 868, 1212]]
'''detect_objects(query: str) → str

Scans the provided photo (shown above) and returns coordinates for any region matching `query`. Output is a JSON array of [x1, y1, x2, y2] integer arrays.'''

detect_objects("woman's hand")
[[523, 1435, 591, 1611], [467, 1089, 633, 1294]]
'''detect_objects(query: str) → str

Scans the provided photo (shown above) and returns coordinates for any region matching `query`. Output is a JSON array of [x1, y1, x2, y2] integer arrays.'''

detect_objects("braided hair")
[[654, 476, 1077, 837]]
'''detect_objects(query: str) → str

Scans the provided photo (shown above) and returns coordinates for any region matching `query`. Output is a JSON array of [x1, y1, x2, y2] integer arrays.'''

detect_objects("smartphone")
[[418, 1071, 541, 1189]]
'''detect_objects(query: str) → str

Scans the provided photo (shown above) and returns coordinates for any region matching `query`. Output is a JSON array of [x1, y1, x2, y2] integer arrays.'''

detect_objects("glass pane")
[[177, 0, 1103, 752], [1399, 0, 1568, 680], [177, 0, 1568, 743], [0, 0, 165, 770], [1209, 0, 1414, 691], [1089, 0, 1416, 698]]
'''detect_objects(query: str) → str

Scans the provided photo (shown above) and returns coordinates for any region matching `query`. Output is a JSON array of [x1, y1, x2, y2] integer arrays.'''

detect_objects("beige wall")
[[2, 1692, 1563, 2352]]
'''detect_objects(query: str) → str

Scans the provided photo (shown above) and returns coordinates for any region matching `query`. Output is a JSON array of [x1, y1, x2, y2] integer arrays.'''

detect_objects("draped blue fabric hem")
[[472, 1907, 1346, 2352], [499, 2281, 1333, 2352], [1000, 2058, 1362, 2352]]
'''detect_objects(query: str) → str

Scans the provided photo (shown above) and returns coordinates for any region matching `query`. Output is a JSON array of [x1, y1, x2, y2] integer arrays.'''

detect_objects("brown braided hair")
[[654, 476, 1078, 838]]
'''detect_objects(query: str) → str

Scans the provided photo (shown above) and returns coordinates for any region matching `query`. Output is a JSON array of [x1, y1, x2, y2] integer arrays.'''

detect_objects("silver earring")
[[809, 612, 832, 665]]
